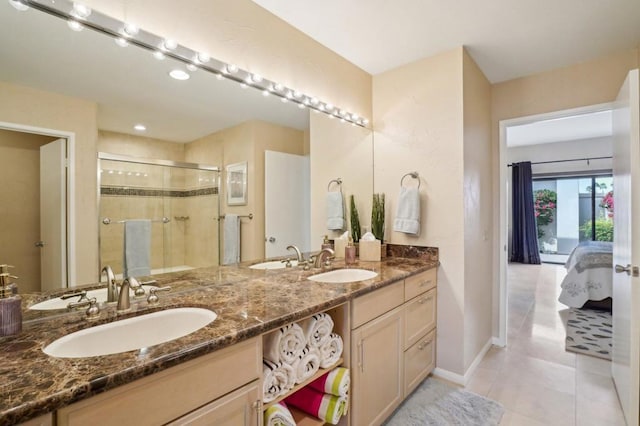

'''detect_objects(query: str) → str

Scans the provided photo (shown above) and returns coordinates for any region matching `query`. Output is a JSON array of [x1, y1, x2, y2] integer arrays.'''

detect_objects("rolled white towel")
[[263, 323, 306, 365], [264, 402, 296, 426], [262, 359, 295, 403], [291, 345, 321, 384], [299, 312, 334, 348], [319, 333, 344, 368]]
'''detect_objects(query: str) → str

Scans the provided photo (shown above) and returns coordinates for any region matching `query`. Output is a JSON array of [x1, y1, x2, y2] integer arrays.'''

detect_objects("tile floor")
[[465, 263, 626, 426]]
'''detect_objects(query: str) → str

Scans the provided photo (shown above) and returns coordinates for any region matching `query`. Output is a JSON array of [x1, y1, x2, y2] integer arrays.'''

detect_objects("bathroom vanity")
[[1, 250, 438, 426]]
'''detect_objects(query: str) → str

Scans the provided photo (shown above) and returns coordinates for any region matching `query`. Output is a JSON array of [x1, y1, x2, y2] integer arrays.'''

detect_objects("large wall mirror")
[[0, 1, 373, 300]]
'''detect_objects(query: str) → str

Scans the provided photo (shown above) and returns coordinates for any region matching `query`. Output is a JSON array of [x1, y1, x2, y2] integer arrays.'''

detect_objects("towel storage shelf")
[[289, 406, 325, 426]]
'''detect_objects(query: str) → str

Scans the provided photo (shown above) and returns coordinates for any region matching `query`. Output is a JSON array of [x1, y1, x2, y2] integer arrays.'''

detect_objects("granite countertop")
[[0, 253, 438, 425]]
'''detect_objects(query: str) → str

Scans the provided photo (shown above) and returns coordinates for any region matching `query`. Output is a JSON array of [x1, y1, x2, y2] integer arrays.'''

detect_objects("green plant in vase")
[[371, 193, 385, 241], [349, 195, 361, 243]]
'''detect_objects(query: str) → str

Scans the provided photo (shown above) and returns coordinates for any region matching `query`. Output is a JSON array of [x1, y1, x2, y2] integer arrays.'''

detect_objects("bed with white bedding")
[[558, 241, 613, 308]]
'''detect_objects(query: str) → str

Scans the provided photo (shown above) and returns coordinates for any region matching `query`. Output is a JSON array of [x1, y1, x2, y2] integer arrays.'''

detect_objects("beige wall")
[[98, 130, 185, 162], [310, 113, 374, 249], [0, 81, 98, 286], [490, 48, 640, 335], [462, 51, 493, 370], [373, 48, 467, 375], [0, 130, 57, 293]]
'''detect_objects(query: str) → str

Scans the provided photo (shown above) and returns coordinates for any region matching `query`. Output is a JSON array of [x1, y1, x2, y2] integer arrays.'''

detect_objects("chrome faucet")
[[313, 248, 335, 268], [102, 265, 118, 303], [117, 277, 138, 312]]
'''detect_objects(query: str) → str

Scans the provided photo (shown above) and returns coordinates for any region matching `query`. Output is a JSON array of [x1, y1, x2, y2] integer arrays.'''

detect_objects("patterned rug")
[[384, 378, 504, 426], [565, 308, 613, 360]]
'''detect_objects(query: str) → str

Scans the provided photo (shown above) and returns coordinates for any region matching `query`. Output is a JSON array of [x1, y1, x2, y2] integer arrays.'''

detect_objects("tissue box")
[[334, 239, 347, 259], [359, 240, 381, 261]]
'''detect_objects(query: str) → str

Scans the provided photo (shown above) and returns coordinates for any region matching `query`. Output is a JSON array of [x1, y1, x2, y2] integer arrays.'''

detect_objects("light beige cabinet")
[[56, 337, 261, 426]]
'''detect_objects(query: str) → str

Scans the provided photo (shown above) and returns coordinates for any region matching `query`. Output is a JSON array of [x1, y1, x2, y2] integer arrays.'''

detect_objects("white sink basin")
[[308, 268, 378, 283], [249, 260, 299, 270], [29, 285, 157, 311], [43, 307, 217, 358]]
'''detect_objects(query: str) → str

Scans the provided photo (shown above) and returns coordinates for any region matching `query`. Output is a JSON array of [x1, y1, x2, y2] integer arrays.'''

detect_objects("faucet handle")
[[133, 279, 157, 297], [68, 297, 100, 319], [324, 256, 335, 267], [147, 286, 171, 304], [61, 290, 89, 305], [280, 258, 293, 268]]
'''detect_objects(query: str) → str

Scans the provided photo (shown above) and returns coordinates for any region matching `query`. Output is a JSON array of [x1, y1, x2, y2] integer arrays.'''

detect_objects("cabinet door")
[[168, 381, 260, 426], [351, 306, 403, 426]]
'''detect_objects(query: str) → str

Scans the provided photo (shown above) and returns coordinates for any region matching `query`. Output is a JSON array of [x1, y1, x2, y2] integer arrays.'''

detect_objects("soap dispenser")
[[0, 264, 21, 337], [321, 235, 333, 250], [345, 237, 357, 265]]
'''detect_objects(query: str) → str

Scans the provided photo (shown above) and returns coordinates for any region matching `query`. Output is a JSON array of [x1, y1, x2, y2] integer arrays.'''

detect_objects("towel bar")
[[217, 213, 253, 221], [102, 217, 170, 225], [327, 178, 343, 192], [400, 172, 420, 189]]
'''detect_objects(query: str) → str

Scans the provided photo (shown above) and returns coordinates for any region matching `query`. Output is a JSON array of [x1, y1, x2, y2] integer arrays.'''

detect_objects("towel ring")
[[327, 178, 343, 192], [400, 172, 420, 189]]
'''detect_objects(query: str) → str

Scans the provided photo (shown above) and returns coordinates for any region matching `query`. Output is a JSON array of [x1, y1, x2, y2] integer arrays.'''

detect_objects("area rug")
[[384, 378, 504, 426], [565, 307, 612, 360]]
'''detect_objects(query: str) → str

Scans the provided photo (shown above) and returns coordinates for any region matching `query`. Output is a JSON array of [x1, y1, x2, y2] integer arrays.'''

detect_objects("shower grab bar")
[[217, 213, 253, 221], [102, 217, 171, 225]]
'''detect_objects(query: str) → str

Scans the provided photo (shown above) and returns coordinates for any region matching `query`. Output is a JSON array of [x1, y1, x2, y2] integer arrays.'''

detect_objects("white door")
[[265, 151, 310, 257], [612, 69, 640, 426], [40, 138, 67, 291]]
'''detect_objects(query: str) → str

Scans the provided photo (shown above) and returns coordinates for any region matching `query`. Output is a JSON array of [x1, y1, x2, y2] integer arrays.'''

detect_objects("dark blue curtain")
[[511, 162, 541, 264]]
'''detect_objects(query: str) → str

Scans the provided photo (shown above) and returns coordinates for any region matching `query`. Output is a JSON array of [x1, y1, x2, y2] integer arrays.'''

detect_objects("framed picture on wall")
[[226, 162, 248, 205]]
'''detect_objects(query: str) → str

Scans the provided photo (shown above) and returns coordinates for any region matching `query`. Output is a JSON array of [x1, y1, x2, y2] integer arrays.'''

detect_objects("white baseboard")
[[433, 338, 494, 386]]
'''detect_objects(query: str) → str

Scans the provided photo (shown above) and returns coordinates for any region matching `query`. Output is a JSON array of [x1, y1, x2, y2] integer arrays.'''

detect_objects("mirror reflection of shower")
[[98, 153, 220, 278]]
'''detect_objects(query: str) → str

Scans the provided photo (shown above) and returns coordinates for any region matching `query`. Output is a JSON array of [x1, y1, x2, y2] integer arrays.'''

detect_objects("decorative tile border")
[[386, 244, 439, 261], [100, 186, 218, 197]]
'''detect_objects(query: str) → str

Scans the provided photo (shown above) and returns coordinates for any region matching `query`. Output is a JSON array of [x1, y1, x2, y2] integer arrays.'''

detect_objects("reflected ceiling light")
[[325, 103, 334, 112], [339, 109, 348, 117], [71, 3, 91, 19], [162, 38, 177, 51], [310, 97, 319, 106], [351, 114, 359, 121], [293, 90, 303, 99], [286, 90, 294, 99], [215, 73, 223, 80], [8, 0, 29, 11], [318, 104, 325, 111], [250, 73, 263, 83], [114, 37, 128, 47], [67, 20, 83, 31], [122, 22, 139, 37], [281, 97, 289, 103], [153, 51, 165, 60], [108, 170, 114, 174], [223, 64, 238, 74], [186, 63, 198, 72], [272, 83, 284, 92], [362, 119, 370, 125], [298, 103, 305, 109], [240, 83, 248, 89], [169, 69, 190, 80], [133, 124, 146, 131], [262, 90, 270, 97], [196, 52, 210, 64]]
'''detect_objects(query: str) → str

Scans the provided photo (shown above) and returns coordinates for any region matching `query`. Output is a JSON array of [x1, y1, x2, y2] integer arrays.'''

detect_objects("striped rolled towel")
[[291, 345, 321, 384], [263, 323, 306, 365], [262, 359, 295, 403], [308, 367, 350, 397], [299, 312, 334, 348], [318, 333, 343, 368], [285, 386, 348, 425], [264, 402, 296, 426]]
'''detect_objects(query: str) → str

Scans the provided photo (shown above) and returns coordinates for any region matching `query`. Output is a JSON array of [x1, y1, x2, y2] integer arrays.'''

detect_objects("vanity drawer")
[[404, 268, 436, 301], [404, 288, 437, 349], [57, 337, 261, 426], [403, 329, 436, 397], [351, 280, 404, 329]]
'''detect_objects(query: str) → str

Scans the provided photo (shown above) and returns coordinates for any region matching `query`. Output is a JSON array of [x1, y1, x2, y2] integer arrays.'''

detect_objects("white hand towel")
[[123, 219, 151, 278], [264, 402, 296, 426], [263, 323, 306, 365], [326, 192, 345, 230], [262, 360, 296, 403], [299, 313, 334, 348], [292, 345, 321, 384], [318, 333, 344, 368], [223, 214, 240, 264], [393, 186, 421, 236]]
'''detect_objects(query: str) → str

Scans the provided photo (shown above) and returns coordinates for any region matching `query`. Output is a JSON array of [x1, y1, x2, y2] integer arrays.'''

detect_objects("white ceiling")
[[506, 110, 612, 147], [252, 0, 640, 82]]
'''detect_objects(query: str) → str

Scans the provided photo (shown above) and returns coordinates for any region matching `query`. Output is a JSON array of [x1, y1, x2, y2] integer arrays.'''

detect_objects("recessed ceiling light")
[[114, 37, 128, 47], [8, 0, 29, 11], [153, 51, 165, 60], [186, 63, 198, 72], [134, 124, 146, 131], [169, 69, 190, 80], [67, 20, 83, 32]]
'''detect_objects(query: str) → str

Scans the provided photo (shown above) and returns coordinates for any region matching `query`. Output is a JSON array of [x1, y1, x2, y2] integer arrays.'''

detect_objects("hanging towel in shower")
[[223, 213, 240, 264], [326, 191, 345, 230], [123, 219, 151, 278], [393, 186, 421, 236]]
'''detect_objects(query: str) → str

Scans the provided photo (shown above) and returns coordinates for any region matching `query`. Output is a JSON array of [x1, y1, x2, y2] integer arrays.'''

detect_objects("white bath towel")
[[123, 219, 151, 278], [326, 191, 345, 230], [264, 402, 296, 426], [299, 313, 335, 348], [319, 333, 344, 368], [393, 186, 421, 236], [223, 214, 240, 265], [262, 359, 296, 403], [263, 323, 306, 365], [292, 345, 321, 384]]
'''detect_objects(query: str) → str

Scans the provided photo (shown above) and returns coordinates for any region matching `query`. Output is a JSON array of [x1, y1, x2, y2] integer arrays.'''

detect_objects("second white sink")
[[29, 285, 157, 311], [43, 307, 217, 358], [308, 268, 378, 283]]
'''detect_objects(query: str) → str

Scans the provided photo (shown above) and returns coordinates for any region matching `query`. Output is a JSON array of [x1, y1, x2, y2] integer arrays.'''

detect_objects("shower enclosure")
[[98, 153, 220, 276]]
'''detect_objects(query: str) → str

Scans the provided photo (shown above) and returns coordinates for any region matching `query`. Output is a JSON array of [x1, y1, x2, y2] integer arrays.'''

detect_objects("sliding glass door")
[[532, 175, 613, 260]]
